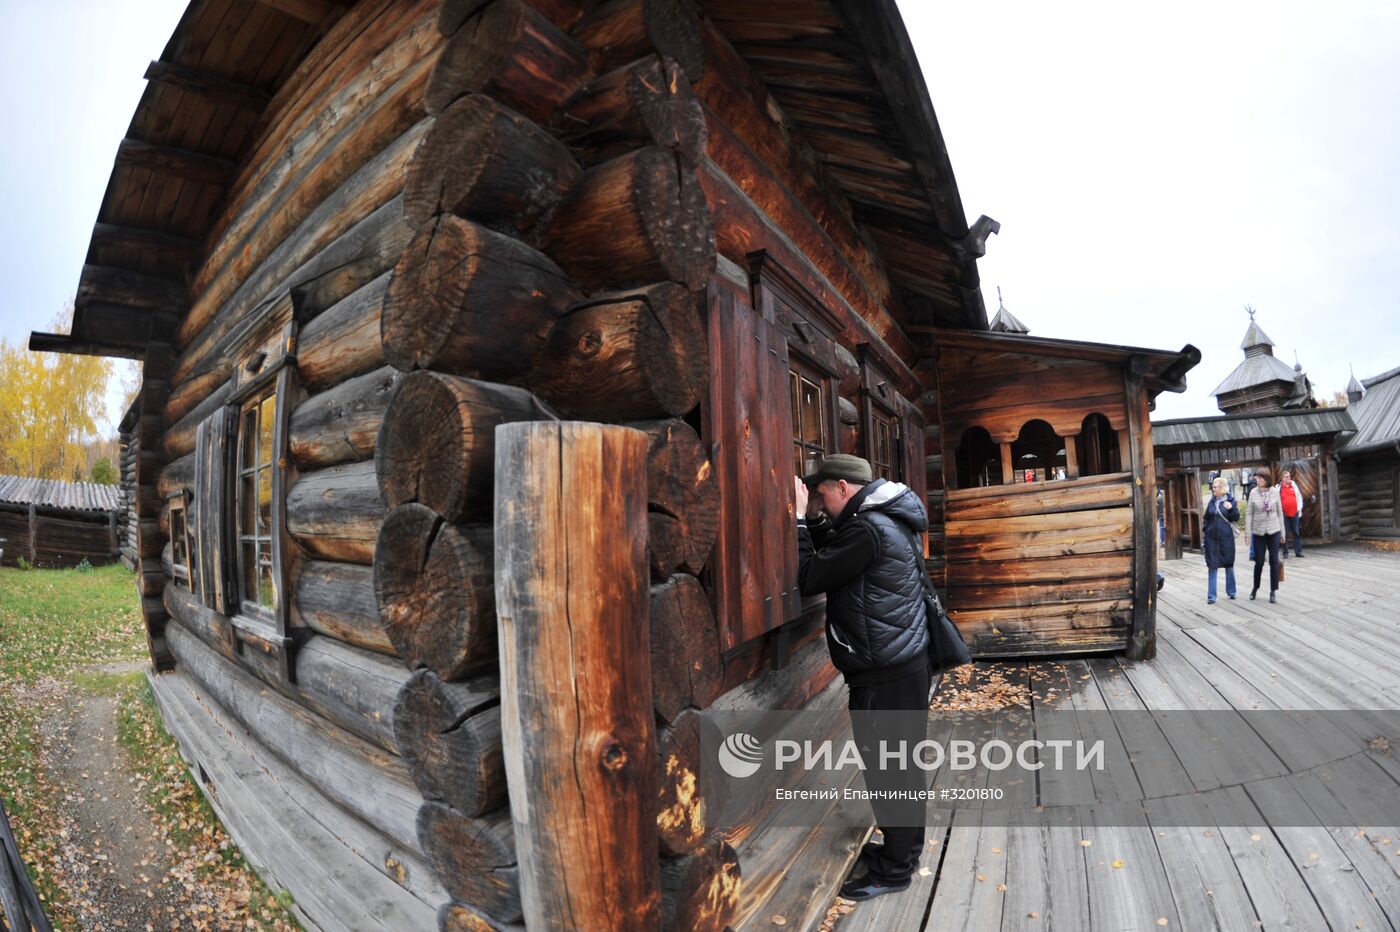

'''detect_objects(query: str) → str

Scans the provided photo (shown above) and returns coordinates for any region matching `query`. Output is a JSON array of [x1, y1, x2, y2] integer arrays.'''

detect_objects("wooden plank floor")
[[828, 544, 1400, 932]]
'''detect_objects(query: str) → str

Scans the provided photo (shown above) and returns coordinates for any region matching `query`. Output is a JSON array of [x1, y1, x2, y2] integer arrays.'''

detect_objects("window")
[[168, 493, 193, 589], [870, 411, 897, 480], [1011, 419, 1066, 483], [1076, 412, 1121, 476], [955, 426, 1001, 488], [790, 366, 828, 476], [236, 389, 278, 617]]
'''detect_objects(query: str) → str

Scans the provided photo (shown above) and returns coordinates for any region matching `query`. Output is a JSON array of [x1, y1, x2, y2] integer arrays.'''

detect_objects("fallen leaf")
[[1080, 839, 1092, 847], [1112, 859, 1126, 869]]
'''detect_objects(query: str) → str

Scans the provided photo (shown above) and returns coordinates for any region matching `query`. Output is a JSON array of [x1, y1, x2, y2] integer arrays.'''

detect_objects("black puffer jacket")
[[797, 479, 930, 685]]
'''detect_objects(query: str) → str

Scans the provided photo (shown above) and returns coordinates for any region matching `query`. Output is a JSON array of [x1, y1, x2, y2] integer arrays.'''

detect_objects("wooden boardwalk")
[[832, 544, 1400, 932]]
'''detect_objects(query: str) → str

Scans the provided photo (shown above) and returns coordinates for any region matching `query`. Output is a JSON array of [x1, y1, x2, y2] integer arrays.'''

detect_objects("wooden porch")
[[815, 544, 1400, 931]]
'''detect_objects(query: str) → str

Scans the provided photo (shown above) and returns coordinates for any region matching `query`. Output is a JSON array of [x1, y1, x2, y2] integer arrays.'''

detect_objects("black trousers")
[[847, 660, 933, 884], [1252, 531, 1280, 592]]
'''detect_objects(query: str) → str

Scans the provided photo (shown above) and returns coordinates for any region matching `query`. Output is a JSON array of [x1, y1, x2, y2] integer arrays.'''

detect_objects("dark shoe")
[[1207, 598, 1215, 605], [1269, 592, 1277, 604], [1296, 553, 1304, 558], [1228, 594, 1237, 600], [1250, 589, 1258, 601], [839, 876, 912, 901]]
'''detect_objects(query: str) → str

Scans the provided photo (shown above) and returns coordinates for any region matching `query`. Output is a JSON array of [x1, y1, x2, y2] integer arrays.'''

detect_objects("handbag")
[[902, 526, 972, 674], [1278, 560, 1285, 584]]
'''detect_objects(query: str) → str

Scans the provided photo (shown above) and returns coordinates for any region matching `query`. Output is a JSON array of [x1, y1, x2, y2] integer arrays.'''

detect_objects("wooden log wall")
[[1343, 457, 1400, 540], [943, 472, 1136, 657]]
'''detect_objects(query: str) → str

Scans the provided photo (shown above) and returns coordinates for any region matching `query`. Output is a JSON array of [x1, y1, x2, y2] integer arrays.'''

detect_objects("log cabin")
[[0, 475, 123, 568], [33, 0, 1196, 928], [1336, 366, 1400, 541]]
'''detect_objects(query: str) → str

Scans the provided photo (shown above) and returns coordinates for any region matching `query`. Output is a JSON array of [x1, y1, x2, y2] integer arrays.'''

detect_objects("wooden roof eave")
[[831, 0, 988, 330], [28, 0, 341, 361], [918, 326, 1201, 396]]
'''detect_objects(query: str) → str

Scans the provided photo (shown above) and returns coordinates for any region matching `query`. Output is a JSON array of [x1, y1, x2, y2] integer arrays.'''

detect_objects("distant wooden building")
[[1336, 366, 1400, 541], [32, 1, 1198, 928], [1152, 313, 1353, 556], [0, 475, 123, 568]]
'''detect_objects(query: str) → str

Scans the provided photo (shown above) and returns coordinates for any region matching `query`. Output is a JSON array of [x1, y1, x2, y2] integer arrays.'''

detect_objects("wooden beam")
[[115, 138, 236, 187], [249, 0, 340, 25], [494, 421, 660, 929], [1000, 441, 1013, 485], [144, 60, 272, 112], [27, 332, 146, 360], [1123, 369, 1157, 661], [78, 264, 185, 314], [90, 222, 201, 264]]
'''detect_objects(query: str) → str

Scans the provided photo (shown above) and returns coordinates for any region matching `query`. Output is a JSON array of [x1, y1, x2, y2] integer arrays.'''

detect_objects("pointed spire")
[[989, 287, 1029, 334], [1240, 305, 1275, 354], [1347, 364, 1365, 403]]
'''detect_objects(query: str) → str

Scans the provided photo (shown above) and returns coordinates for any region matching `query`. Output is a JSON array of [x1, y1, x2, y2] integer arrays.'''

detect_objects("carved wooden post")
[[999, 442, 1014, 486], [1124, 356, 1157, 661], [1063, 432, 1080, 480], [494, 421, 660, 929]]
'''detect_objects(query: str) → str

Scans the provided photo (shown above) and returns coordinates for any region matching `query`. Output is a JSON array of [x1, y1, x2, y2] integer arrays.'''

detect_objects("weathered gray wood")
[[494, 421, 660, 929], [1122, 370, 1156, 659], [394, 670, 505, 817], [167, 584, 404, 753], [295, 560, 395, 656], [633, 419, 719, 577], [375, 504, 496, 680], [417, 803, 522, 923], [437, 900, 525, 932], [289, 365, 405, 468], [149, 669, 443, 925], [287, 460, 386, 564], [164, 621, 424, 852], [296, 271, 391, 392]]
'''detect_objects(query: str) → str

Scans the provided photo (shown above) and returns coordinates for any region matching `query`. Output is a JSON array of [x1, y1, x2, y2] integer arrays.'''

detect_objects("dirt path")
[[31, 661, 280, 931], [42, 679, 186, 930]]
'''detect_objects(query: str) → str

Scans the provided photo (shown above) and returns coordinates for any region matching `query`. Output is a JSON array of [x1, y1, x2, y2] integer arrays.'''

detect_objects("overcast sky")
[[2, 1, 1396, 434]]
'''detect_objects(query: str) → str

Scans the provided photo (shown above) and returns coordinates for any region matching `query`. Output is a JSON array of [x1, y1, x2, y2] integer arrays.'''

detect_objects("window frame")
[[167, 490, 193, 589], [223, 321, 297, 656], [857, 347, 903, 482]]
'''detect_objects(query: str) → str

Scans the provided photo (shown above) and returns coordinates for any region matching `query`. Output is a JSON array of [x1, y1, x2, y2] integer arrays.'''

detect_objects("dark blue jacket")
[[797, 480, 930, 685], [1202, 493, 1240, 569]]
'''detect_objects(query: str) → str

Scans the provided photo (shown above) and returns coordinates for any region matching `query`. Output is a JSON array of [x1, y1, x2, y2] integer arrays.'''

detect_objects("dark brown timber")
[[381, 215, 580, 379], [573, 0, 704, 82], [374, 504, 496, 680], [404, 94, 580, 234], [393, 669, 506, 817], [553, 55, 707, 166], [375, 371, 550, 524], [649, 574, 723, 724], [494, 421, 660, 928], [426, 0, 591, 121], [527, 282, 706, 420], [659, 834, 741, 932], [417, 803, 522, 923], [541, 146, 715, 290]]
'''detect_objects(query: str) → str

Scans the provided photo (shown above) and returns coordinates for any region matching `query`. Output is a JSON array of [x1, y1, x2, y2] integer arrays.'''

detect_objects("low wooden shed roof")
[[1152, 407, 1356, 448], [1338, 365, 1400, 458], [0, 475, 125, 514]]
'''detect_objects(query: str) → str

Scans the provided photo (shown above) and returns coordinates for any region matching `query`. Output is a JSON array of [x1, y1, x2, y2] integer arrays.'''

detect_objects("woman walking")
[[1246, 468, 1284, 603], [1203, 476, 1240, 604]]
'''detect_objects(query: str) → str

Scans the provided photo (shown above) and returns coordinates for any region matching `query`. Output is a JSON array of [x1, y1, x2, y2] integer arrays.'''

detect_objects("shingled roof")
[[1339, 365, 1400, 457], [0, 475, 124, 513]]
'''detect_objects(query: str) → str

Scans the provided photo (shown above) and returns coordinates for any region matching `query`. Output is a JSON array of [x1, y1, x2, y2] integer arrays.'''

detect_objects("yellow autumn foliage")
[[0, 308, 114, 480]]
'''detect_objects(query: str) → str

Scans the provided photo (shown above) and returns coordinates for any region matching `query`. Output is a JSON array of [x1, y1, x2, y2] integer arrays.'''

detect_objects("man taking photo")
[[793, 454, 933, 901]]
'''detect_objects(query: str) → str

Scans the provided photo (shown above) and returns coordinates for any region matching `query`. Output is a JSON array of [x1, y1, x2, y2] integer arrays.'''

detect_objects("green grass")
[[0, 563, 300, 928]]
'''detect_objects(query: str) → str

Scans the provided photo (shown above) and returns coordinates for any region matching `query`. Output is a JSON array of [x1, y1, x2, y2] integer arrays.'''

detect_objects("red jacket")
[[1279, 480, 1301, 517]]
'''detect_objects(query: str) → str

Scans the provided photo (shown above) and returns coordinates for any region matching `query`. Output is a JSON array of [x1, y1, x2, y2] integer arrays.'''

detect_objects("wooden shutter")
[[704, 284, 801, 649], [193, 407, 237, 615]]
